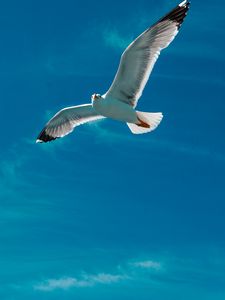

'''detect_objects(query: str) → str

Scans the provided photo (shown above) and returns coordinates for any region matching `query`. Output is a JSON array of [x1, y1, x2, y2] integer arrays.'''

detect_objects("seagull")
[[36, 0, 190, 143]]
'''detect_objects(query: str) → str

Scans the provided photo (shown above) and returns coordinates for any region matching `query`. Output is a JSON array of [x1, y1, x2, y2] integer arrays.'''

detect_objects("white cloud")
[[34, 273, 125, 292], [0, 145, 33, 198], [102, 28, 131, 51], [89, 121, 225, 164], [0, 156, 24, 187], [86, 273, 125, 284], [131, 260, 162, 270], [99, 5, 224, 63], [34, 277, 85, 291]]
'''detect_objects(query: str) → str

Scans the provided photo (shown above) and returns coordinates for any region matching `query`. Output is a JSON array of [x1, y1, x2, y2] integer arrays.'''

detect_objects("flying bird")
[[36, 0, 190, 143]]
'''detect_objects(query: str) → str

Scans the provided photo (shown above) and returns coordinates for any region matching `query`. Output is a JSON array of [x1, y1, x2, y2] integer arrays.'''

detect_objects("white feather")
[[104, 3, 188, 107], [36, 104, 105, 142]]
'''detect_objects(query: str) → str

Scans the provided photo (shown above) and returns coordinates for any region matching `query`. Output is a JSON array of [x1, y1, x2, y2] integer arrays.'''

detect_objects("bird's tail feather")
[[127, 111, 163, 134]]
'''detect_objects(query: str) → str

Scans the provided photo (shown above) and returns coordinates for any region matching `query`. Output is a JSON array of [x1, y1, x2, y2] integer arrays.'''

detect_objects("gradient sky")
[[0, 0, 225, 299]]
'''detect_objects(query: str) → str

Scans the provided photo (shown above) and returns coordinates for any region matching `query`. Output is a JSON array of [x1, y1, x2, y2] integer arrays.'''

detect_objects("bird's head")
[[91, 93, 101, 101]]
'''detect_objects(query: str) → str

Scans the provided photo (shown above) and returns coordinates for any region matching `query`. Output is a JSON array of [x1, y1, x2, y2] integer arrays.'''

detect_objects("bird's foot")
[[137, 117, 150, 128]]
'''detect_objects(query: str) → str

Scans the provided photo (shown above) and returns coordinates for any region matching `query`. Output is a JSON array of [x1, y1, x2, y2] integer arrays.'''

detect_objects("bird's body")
[[92, 95, 138, 124], [36, 1, 190, 143]]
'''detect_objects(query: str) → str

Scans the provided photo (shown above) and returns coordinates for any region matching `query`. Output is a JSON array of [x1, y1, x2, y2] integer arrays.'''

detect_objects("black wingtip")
[[36, 128, 58, 143], [160, 0, 190, 29]]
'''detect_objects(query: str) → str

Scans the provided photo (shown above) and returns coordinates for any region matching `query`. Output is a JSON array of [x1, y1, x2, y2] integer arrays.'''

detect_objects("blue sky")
[[0, 0, 225, 299]]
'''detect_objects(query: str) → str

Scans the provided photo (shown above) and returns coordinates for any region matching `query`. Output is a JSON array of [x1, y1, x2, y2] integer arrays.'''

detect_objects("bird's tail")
[[127, 111, 163, 134]]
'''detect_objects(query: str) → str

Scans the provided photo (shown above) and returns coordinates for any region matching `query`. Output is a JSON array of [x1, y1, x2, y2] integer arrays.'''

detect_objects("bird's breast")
[[93, 97, 138, 123]]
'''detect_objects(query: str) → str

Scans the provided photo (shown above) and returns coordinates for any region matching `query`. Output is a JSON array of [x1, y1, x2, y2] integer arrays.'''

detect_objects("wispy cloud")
[[131, 260, 162, 270], [0, 146, 33, 198], [34, 273, 126, 292], [34, 277, 84, 291], [102, 28, 132, 51], [33, 259, 163, 292], [87, 273, 125, 284], [89, 121, 225, 164], [6, 249, 225, 299], [99, 4, 224, 63]]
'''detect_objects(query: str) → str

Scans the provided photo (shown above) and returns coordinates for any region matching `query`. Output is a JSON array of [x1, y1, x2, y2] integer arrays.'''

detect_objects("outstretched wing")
[[36, 104, 105, 143], [104, 0, 190, 107]]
